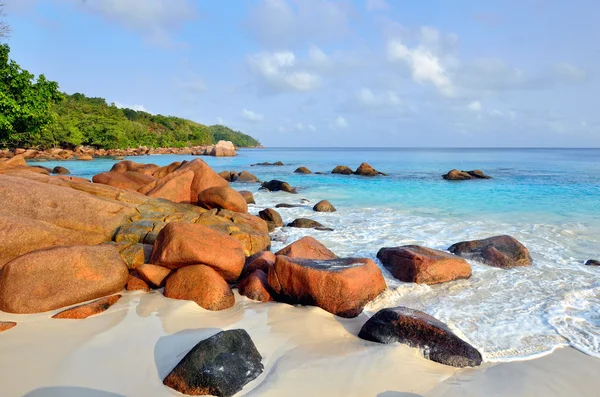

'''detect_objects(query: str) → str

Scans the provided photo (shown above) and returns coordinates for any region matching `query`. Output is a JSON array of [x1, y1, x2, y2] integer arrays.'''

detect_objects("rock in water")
[[294, 166, 312, 174], [237, 171, 259, 183], [52, 295, 121, 319], [331, 165, 353, 175], [164, 265, 235, 311], [267, 256, 386, 318], [466, 169, 492, 179], [585, 259, 600, 266], [209, 140, 237, 157], [239, 190, 256, 204], [358, 306, 483, 368], [354, 162, 381, 176], [198, 186, 248, 213], [313, 200, 336, 212], [442, 169, 472, 180], [287, 218, 332, 231], [260, 180, 297, 193], [377, 245, 471, 284], [258, 208, 283, 228], [163, 329, 263, 397], [275, 236, 337, 260], [0, 245, 129, 314], [52, 166, 70, 175], [448, 235, 532, 269]]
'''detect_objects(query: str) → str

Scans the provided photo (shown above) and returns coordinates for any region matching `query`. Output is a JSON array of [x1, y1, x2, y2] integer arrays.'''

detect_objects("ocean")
[[38, 147, 600, 362]]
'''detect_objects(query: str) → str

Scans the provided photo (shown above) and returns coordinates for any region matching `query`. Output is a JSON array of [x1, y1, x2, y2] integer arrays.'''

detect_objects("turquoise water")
[[34, 148, 600, 361]]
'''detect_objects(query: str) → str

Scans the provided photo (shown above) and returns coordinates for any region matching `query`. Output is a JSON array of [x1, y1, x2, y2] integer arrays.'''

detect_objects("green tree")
[[0, 44, 63, 147]]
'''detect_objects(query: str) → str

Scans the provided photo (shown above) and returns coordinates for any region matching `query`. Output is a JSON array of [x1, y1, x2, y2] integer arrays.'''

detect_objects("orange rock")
[[242, 251, 276, 278], [54, 175, 91, 183], [52, 295, 121, 319], [0, 165, 50, 175], [238, 269, 273, 302], [136, 264, 173, 288], [267, 256, 386, 318], [0, 245, 129, 314], [141, 169, 195, 202], [0, 322, 16, 333], [125, 274, 150, 292], [92, 171, 156, 191], [152, 161, 182, 178], [198, 186, 248, 213], [110, 160, 159, 175], [275, 236, 338, 260], [150, 223, 245, 282], [377, 245, 471, 284], [164, 265, 235, 311]]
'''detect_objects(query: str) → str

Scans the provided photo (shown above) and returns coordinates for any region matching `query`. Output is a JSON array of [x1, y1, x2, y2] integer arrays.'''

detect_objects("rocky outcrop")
[[313, 200, 336, 212], [258, 208, 283, 229], [377, 245, 471, 284], [267, 256, 386, 317], [354, 162, 385, 176], [208, 140, 236, 157], [0, 245, 129, 314], [332, 165, 353, 175], [92, 171, 157, 191], [294, 166, 312, 174], [198, 186, 248, 213], [287, 218, 332, 231], [52, 295, 121, 319], [150, 222, 246, 282], [358, 307, 483, 367], [239, 190, 256, 204], [238, 269, 273, 302], [163, 329, 263, 397], [443, 169, 492, 180], [164, 265, 235, 311], [448, 235, 532, 269], [275, 236, 338, 260], [260, 180, 297, 193]]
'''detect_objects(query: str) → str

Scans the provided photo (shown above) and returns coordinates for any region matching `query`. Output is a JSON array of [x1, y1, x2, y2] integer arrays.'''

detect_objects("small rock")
[[239, 190, 256, 204], [163, 329, 264, 397], [313, 200, 336, 212], [585, 259, 600, 266], [448, 235, 532, 269], [77, 155, 93, 161], [466, 170, 492, 179], [52, 166, 70, 175], [294, 166, 312, 174], [164, 265, 235, 311], [442, 169, 472, 180], [260, 180, 297, 193], [238, 171, 259, 183], [354, 162, 382, 176], [258, 208, 283, 228], [136, 264, 172, 288], [52, 295, 121, 319], [332, 165, 353, 175], [358, 306, 483, 368], [125, 274, 150, 292], [287, 218, 328, 230], [238, 269, 273, 302], [275, 203, 303, 208], [0, 322, 16, 333]]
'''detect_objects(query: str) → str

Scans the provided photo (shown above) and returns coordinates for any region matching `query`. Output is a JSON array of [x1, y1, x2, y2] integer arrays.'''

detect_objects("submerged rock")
[[198, 186, 248, 213], [163, 329, 263, 397], [275, 236, 338, 260], [268, 256, 386, 318], [164, 265, 235, 311], [313, 200, 336, 212], [52, 295, 121, 319], [448, 235, 532, 269], [331, 165, 353, 175], [275, 203, 303, 208], [294, 166, 312, 174], [260, 180, 297, 193], [252, 161, 284, 166], [377, 245, 471, 284], [585, 259, 600, 266], [358, 306, 483, 368]]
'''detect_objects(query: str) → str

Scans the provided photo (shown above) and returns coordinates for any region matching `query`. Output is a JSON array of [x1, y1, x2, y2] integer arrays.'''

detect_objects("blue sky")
[[4, 0, 599, 147]]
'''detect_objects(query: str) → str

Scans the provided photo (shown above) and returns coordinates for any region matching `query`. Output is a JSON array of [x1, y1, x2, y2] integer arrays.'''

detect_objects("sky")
[[3, 0, 600, 147]]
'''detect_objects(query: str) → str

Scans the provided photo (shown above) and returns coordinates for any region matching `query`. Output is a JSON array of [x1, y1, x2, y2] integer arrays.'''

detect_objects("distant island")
[[0, 43, 260, 151]]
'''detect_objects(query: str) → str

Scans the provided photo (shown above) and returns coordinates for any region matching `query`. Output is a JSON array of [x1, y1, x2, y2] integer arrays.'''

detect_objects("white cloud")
[[241, 109, 264, 122], [387, 38, 454, 97], [330, 116, 348, 130], [245, 0, 352, 48], [114, 101, 149, 113], [366, 0, 390, 12], [467, 100, 482, 112], [247, 51, 320, 93]]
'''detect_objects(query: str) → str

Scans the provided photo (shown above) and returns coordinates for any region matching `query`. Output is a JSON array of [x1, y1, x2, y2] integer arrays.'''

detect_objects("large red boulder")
[[242, 251, 276, 278], [377, 245, 471, 284], [198, 186, 248, 213], [0, 245, 129, 313], [267, 256, 386, 318], [150, 222, 246, 282], [164, 265, 235, 311], [275, 236, 338, 260], [139, 159, 228, 204], [136, 264, 173, 288], [92, 171, 156, 191], [238, 269, 273, 302]]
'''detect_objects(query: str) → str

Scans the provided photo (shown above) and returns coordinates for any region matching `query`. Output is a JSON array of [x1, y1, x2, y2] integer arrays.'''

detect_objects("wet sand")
[[0, 291, 597, 397]]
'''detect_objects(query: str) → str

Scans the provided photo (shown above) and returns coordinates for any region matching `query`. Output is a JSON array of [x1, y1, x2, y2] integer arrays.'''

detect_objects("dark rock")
[[287, 218, 325, 229], [448, 235, 532, 269], [294, 166, 312, 174], [252, 161, 284, 166], [52, 166, 70, 175], [442, 169, 472, 180], [585, 259, 600, 266], [315, 172, 326, 175], [466, 170, 492, 179], [260, 180, 297, 193], [163, 329, 263, 397], [332, 165, 353, 175], [258, 208, 283, 228], [313, 200, 336, 212], [377, 245, 471, 285], [275, 203, 303, 208], [358, 306, 483, 368]]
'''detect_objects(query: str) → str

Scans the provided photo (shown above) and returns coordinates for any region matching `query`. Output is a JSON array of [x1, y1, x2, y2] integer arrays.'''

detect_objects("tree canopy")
[[0, 44, 260, 149]]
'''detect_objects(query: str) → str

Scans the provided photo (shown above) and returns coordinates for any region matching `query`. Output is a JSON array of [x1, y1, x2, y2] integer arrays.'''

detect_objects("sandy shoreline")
[[0, 291, 597, 397]]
